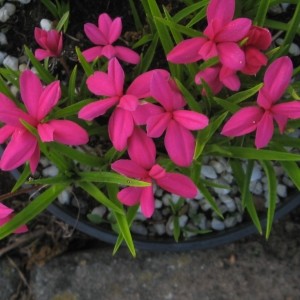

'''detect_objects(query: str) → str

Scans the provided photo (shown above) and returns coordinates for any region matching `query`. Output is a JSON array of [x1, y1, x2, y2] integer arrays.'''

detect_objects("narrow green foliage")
[[56, 11, 70, 32], [75, 47, 94, 76], [255, 0, 271, 26], [11, 165, 31, 193], [128, 0, 143, 31]]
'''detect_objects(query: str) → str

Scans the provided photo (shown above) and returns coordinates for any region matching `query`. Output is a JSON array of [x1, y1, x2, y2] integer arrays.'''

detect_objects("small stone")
[[213, 179, 230, 195], [91, 206, 106, 218], [209, 160, 225, 174], [200, 199, 212, 211], [153, 223, 166, 236], [10, 85, 18, 97], [162, 194, 171, 206], [58, 190, 71, 205], [3, 55, 18, 70], [211, 218, 225, 231], [270, 4, 283, 14], [171, 194, 180, 203], [19, 63, 28, 72], [40, 18, 53, 31], [162, 207, 171, 216], [249, 181, 264, 196], [281, 3, 290, 12], [276, 184, 287, 198], [0, 32, 7, 45], [251, 164, 262, 181], [131, 222, 148, 236], [282, 176, 294, 187], [201, 165, 217, 179], [219, 195, 236, 212], [289, 43, 300, 56], [194, 189, 204, 200], [166, 217, 174, 236], [18, 0, 32, 4], [39, 157, 50, 167], [224, 216, 238, 228], [155, 187, 163, 197], [134, 212, 146, 221], [152, 211, 163, 221], [42, 165, 59, 177], [0, 3, 16, 22], [0, 51, 7, 64], [198, 214, 207, 230], [155, 199, 162, 209], [178, 215, 188, 228], [223, 173, 234, 184]]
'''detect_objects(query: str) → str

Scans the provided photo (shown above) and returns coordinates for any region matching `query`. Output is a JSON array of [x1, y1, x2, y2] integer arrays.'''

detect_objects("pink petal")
[[114, 46, 141, 64], [108, 108, 134, 151], [0, 203, 13, 218], [217, 42, 245, 70], [215, 18, 252, 42], [147, 112, 171, 138], [271, 101, 300, 119], [173, 110, 209, 130], [38, 123, 54, 142], [263, 56, 293, 102], [34, 27, 47, 48], [0, 125, 15, 143], [132, 102, 164, 125], [165, 120, 195, 167], [127, 69, 170, 98], [127, 126, 156, 169], [86, 71, 117, 97], [111, 159, 148, 178], [167, 37, 206, 63], [117, 187, 143, 206], [20, 70, 43, 118], [273, 114, 288, 134], [108, 17, 122, 44], [84, 23, 107, 45], [78, 97, 119, 121], [140, 185, 155, 218], [195, 66, 223, 95], [37, 81, 61, 120], [46, 30, 62, 56], [255, 111, 274, 148], [35, 49, 52, 60], [101, 45, 117, 59], [148, 164, 166, 180], [257, 89, 272, 110], [207, 0, 235, 26], [0, 215, 26, 233], [219, 66, 240, 91], [82, 46, 103, 62], [156, 172, 198, 198], [109, 58, 124, 96], [242, 47, 267, 75], [13, 224, 29, 234], [221, 106, 264, 137], [45, 120, 89, 145], [150, 72, 175, 111], [29, 143, 40, 174], [247, 26, 272, 50], [98, 13, 113, 38], [198, 40, 218, 60], [0, 129, 37, 171]]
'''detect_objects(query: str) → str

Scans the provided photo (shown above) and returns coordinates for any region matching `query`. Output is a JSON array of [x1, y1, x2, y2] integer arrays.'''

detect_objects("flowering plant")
[[0, 0, 300, 256]]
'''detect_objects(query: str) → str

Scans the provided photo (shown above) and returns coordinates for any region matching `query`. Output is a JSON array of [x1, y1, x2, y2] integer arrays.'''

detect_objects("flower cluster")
[[0, 0, 299, 242]]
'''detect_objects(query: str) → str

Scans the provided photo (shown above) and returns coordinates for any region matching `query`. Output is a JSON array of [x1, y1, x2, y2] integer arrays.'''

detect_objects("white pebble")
[[213, 179, 230, 195], [276, 184, 287, 198], [18, 0, 31, 4], [9, 85, 18, 97], [289, 43, 300, 56], [211, 218, 225, 231], [282, 176, 294, 187], [155, 187, 163, 197], [209, 160, 225, 174], [171, 194, 180, 203], [249, 181, 263, 195], [194, 189, 204, 200], [40, 19, 53, 31], [0, 32, 7, 45], [58, 190, 71, 205], [155, 199, 162, 209], [0, 3, 16, 22], [3, 55, 18, 70], [153, 223, 166, 236], [200, 199, 212, 211], [0, 51, 7, 64], [201, 165, 217, 179], [251, 165, 262, 181], [91, 206, 106, 218], [179, 215, 188, 227], [219, 195, 236, 212], [42, 165, 59, 177], [270, 4, 283, 14], [224, 216, 238, 228], [131, 223, 148, 236], [223, 173, 234, 184], [134, 212, 146, 221], [18, 63, 28, 72], [281, 3, 290, 12], [162, 194, 171, 206]]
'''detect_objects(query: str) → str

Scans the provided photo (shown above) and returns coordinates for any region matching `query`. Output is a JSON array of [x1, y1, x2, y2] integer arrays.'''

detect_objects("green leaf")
[[213, 97, 240, 113], [75, 47, 94, 76], [0, 73, 16, 100], [24, 46, 55, 84], [173, 1, 208, 23], [56, 11, 69, 32], [41, 0, 59, 18], [67, 65, 78, 104], [226, 83, 263, 104], [241, 160, 254, 208], [173, 216, 181, 242], [78, 181, 124, 215], [27, 175, 72, 186], [50, 99, 92, 118], [280, 160, 300, 190], [128, 0, 143, 31], [87, 213, 105, 225], [11, 164, 31, 193], [0, 184, 67, 239], [205, 146, 300, 161], [255, 0, 271, 26], [78, 171, 151, 187], [260, 160, 277, 239]]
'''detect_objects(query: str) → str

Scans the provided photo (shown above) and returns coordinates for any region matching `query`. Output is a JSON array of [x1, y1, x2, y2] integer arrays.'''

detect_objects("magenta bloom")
[[0, 203, 28, 233], [79, 58, 167, 151], [82, 13, 140, 64], [221, 57, 300, 148], [167, 0, 252, 70], [0, 70, 89, 173], [34, 28, 63, 60], [145, 71, 209, 167], [241, 26, 272, 75], [111, 127, 198, 218]]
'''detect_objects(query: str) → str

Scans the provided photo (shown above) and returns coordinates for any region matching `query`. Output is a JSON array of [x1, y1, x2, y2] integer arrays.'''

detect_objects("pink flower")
[[34, 28, 63, 60], [167, 0, 252, 70], [221, 57, 300, 148], [0, 203, 28, 233], [79, 58, 168, 151], [111, 127, 198, 218], [145, 71, 209, 167], [82, 13, 140, 64], [0, 70, 89, 173], [241, 26, 272, 75]]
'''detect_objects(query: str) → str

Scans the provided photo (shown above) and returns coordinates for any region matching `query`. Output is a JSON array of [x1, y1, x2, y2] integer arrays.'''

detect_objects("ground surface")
[[0, 1, 300, 299]]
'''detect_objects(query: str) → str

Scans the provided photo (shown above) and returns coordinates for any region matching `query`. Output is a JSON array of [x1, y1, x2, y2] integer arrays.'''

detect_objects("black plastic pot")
[[8, 164, 300, 252]]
